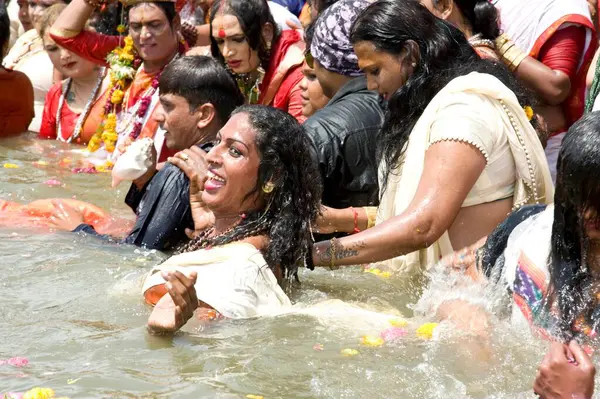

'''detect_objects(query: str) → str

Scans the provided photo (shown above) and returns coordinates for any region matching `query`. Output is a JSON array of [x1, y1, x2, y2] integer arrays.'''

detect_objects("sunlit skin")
[[299, 61, 330, 117], [153, 93, 216, 151], [211, 14, 272, 75], [419, 0, 474, 38], [17, 0, 33, 31], [202, 112, 266, 216], [29, 0, 62, 32], [353, 41, 415, 101], [128, 3, 180, 69]]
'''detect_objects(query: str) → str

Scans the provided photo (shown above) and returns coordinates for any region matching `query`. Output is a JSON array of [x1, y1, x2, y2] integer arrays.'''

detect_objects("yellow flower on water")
[[416, 322, 438, 340], [524, 105, 534, 121], [23, 388, 55, 399], [379, 271, 392, 278], [3, 163, 19, 168], [340, 348, 360, 356], [246, 395, 264, 399], [364, 268, 381, 276], [116, 24, 126, 34], [110, 89, 124, 105], [360, 335, 385, 347], [389, 318, 408, 327]]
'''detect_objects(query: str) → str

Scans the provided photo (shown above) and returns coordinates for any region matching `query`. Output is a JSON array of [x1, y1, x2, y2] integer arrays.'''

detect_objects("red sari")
[[49, 30, 178, 161], [39, 79, 110, 145], [496, 0, 597, 130], [258, 30, 306, 122]]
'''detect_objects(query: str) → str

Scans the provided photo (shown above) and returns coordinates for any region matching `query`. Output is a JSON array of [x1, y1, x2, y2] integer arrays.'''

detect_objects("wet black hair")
[[0, 5, 9, 59], [179, 105, 322, 280], [350, 0, 534, 194], [548, 111, 600, 339], [209, 0, 280, 71], [438, 0, 500, 40], [159, 55, 245, 124]]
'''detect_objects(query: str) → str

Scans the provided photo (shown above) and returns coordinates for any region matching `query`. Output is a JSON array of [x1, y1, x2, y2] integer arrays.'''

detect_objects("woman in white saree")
[[145, 105, 321, 333], [311, 0, 553, 278]]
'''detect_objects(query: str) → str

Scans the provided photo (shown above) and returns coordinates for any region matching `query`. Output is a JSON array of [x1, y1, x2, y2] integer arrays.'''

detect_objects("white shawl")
[[376, 72, 554, 276]]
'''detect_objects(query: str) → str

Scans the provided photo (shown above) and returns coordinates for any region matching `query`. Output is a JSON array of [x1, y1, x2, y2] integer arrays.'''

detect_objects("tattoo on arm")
[[316, 239, 367, 265]]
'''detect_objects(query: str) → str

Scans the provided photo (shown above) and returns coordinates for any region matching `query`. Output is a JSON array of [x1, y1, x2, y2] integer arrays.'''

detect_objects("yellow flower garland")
[[87, 36, 137, 153]]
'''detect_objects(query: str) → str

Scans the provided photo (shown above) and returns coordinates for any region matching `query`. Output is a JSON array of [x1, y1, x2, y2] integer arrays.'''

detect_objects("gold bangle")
[[495, 33, 511, 51], [501, 45, 527, 71], [329, 238, 341, 271], [364, 206, 377, 229]]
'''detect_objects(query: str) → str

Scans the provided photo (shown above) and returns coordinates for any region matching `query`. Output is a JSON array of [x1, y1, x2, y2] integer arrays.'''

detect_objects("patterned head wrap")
[[310, 0, 374, 76]]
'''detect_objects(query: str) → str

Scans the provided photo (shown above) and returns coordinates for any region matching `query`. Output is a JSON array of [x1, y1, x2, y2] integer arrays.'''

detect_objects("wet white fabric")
[[142, 242, 291, 319], [376, 72, 554, 277]]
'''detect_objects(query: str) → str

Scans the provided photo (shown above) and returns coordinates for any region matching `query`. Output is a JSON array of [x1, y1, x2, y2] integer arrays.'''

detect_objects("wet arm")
[[312, 141, 486, 266], [50, 0, 95, 38], [512, 26, 586, 105]]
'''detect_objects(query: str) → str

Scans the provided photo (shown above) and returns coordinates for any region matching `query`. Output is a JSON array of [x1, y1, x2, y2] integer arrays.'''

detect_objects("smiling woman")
[[48, 0, 185, 162], [143, 105, 322, 333]]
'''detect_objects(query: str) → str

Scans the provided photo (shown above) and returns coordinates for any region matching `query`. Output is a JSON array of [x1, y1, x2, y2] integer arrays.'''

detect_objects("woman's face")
[[299, 60, 330, 117], [203, 113, 265, 216], [129, 4, 179, 64], [29, 0, 61, 32], [212, 14, 261, 74], [18, 0, 33, 31], [353, 40, 414, 101], [44, 33, 98, 79]]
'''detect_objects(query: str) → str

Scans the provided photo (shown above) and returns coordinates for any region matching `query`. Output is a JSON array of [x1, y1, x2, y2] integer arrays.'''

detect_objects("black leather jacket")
[[303, 76, 385, 208]]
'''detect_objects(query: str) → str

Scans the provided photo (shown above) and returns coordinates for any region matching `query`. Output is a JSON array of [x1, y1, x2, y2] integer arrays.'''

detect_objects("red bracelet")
[[351, 207, 360, 234]]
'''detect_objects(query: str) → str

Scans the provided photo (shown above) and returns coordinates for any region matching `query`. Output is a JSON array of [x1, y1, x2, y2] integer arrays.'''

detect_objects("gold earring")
[[262, 182, 274, 193]]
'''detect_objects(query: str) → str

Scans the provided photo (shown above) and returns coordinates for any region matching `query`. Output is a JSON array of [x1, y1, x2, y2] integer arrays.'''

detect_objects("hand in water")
[[168, 148, 214, 237], [534, 341, 595, 399], [48, 200, 85, 231], [147, 271, 199, 334]]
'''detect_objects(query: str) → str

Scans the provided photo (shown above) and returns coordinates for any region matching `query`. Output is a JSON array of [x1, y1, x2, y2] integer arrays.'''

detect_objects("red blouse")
[[538, 25, 587, 84], [39, 80, 109, 144]]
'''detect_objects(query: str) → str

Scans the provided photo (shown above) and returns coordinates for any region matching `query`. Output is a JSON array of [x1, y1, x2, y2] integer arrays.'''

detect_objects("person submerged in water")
[[436, 111, 600, 346], [144, 105, 321, 333], [47, 56, 244, 250]]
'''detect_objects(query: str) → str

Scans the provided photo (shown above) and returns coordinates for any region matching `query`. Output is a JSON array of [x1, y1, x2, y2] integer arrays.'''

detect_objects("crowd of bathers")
[[2, 0, 600, 396]]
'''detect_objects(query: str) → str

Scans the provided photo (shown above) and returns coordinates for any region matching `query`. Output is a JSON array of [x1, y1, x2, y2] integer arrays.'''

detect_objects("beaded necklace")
[[234, 66, 265, 105], [55, 67, 106, 144]]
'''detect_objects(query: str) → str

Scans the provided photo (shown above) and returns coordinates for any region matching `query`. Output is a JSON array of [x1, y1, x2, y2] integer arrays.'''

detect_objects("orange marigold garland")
[[87, 35, 139, 153]]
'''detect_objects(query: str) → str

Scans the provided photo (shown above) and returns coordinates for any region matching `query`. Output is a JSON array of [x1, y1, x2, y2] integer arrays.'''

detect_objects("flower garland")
[[87, 32, 139, 153]]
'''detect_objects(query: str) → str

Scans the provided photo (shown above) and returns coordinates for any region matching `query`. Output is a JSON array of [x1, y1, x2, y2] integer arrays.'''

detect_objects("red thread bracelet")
[[351, 207, 360, 233]]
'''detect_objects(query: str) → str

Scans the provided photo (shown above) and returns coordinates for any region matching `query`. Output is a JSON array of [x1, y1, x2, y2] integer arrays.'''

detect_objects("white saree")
[[375, 72, 554, 277]]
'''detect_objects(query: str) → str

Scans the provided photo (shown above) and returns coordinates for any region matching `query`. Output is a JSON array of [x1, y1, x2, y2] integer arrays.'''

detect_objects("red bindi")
[[218, 28, 226, 38]]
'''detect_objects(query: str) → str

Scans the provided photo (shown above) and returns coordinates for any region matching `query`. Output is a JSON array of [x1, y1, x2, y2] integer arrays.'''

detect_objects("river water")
[[0, 134, 570, 398]]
